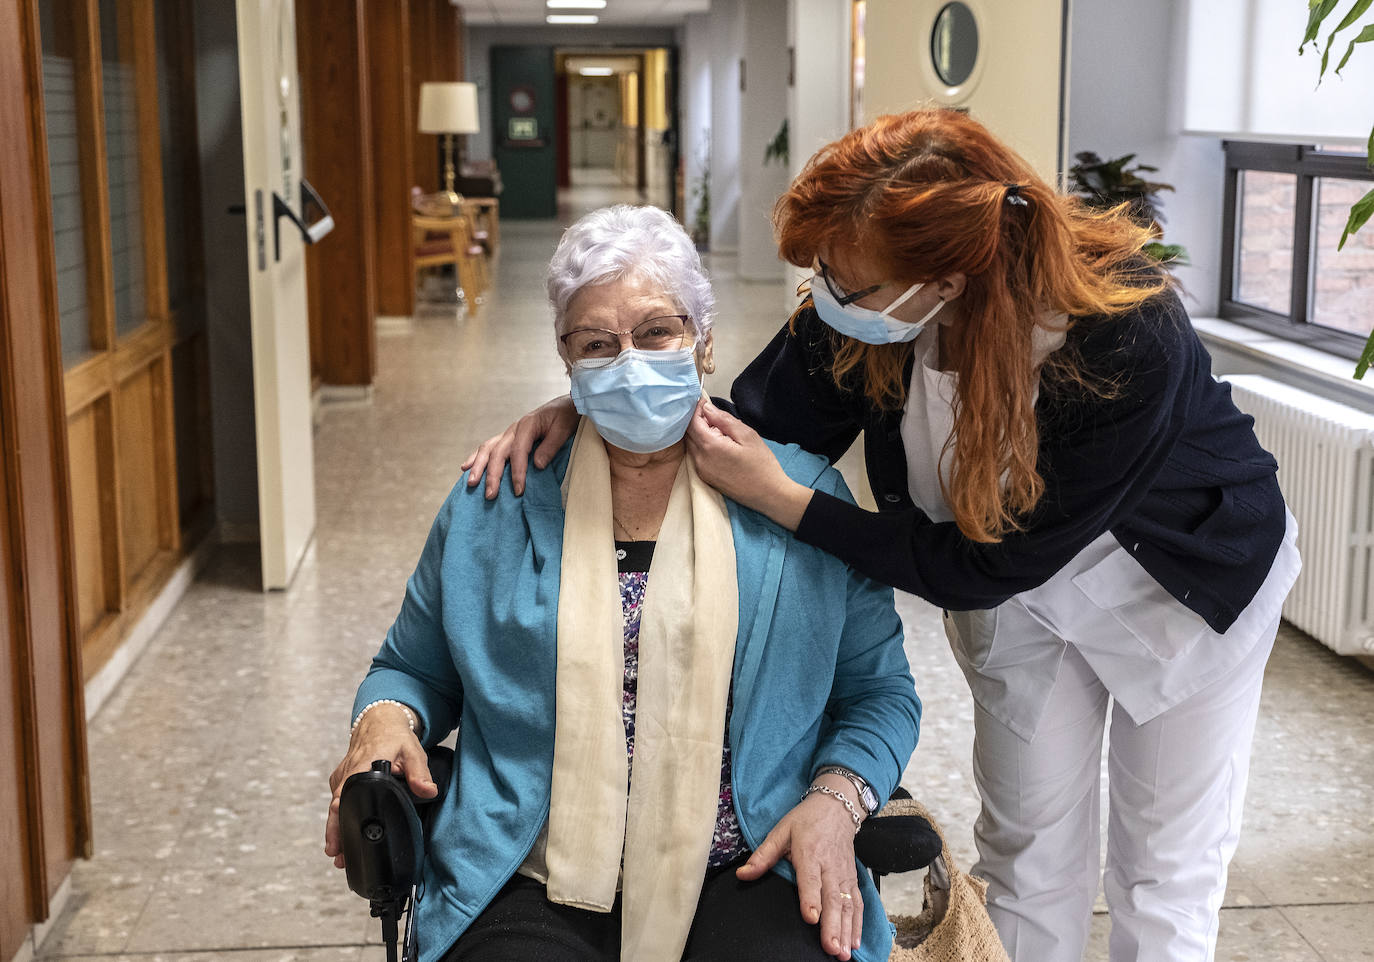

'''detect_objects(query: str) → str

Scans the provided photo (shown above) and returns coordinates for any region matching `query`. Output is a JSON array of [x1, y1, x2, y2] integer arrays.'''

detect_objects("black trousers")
[[440, 858, 834, 962]]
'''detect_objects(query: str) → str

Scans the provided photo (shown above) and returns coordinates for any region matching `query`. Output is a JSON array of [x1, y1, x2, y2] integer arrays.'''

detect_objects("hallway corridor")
[[32, 201, 1374, 962]]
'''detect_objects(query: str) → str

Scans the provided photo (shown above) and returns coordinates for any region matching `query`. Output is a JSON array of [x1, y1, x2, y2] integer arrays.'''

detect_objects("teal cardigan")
[[354, 439, 921, 962]]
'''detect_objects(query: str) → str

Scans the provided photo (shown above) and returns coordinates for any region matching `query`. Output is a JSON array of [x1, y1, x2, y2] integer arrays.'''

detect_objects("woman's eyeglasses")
[[560, 314, 694, 363], [816, 259, 882, 307]]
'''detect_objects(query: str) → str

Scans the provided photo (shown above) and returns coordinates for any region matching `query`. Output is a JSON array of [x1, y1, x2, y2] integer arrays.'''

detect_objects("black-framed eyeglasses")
[[559, 314, 694, 363], [816, 258, 883, 307]]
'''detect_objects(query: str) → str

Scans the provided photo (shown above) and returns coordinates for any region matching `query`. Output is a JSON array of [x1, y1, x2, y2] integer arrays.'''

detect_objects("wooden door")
[[861, 0, 1067, 180], [492, 46, 557, 218], [3, 0, 92, 941], [36, 0, 184, 678], [366, 0, 416, 320], [0, 417, 32, 962]]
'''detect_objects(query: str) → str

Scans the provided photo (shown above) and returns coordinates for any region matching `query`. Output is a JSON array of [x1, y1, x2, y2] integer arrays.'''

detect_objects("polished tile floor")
[[34, 181, 1374, 962]]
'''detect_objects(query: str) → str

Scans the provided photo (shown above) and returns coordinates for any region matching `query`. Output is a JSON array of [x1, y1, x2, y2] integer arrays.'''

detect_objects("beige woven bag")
[[885, 799, 1010, 962]]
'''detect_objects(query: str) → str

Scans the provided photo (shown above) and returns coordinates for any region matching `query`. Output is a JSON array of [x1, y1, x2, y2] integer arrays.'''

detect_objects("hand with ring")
[[735, 773, 866, 959]]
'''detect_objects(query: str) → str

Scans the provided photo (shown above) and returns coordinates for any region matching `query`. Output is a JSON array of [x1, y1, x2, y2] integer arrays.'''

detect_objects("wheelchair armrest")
[[415, 745, 453, 835], [853, 786, 943, 876]]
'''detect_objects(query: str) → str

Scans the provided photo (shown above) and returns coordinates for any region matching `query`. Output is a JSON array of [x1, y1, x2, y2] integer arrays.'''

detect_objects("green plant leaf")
[[1334, 22, 1374, 74], [1143, 242, 1190, 265], [1316, 0, 1373, 78], [1366, 121, 1374, 169], [1355, 327, 1374, 379], [1302, 0, 1342, 52], [1337, 185, 1374, 249], [1334, 0, 1373, 31]]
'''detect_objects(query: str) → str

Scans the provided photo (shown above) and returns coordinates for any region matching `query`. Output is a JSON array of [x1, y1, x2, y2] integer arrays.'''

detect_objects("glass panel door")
[[36, 0, 184, 680], [39, 0, 100, 366], [99, 0, 149, 337]]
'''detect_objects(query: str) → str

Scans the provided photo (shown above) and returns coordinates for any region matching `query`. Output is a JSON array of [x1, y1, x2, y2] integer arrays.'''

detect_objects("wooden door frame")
[[1, 0, 93, 928]]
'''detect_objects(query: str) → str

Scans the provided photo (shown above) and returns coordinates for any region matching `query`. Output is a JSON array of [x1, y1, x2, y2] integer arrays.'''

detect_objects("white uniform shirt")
[[899, 320, 1301, 740]]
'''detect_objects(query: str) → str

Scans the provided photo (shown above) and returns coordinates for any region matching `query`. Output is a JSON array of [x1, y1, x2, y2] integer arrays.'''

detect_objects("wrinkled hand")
[[686, 400, 812, 531], [324, 703, 436, 869], [460, 396, 579, 499], [736, 783, 865, 960]]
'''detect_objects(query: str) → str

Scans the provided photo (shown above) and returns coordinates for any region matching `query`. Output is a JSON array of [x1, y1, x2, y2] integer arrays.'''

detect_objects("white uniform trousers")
[[970, 617, 1276, 962]]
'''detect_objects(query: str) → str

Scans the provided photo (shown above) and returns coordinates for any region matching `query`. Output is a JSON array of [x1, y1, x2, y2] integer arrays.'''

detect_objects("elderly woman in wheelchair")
[[324, 205, 923, 962]]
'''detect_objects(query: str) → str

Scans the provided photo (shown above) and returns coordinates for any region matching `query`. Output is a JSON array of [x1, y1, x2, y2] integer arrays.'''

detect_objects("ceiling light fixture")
[[547, 14, 599, 24], [547, 1, 607, 8], [578, 67, 614, 76]]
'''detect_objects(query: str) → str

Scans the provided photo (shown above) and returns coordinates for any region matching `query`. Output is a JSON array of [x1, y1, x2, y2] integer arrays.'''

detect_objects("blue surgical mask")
[[569, 347, 702, 454], [810, 275, 946, 344]]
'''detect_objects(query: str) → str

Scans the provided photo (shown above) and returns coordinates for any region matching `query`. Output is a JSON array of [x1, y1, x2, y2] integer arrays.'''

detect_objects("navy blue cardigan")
[[728, 292, 1287, 634]]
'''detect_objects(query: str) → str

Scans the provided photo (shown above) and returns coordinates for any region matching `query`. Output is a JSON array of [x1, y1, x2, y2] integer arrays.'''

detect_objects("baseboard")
[[29, 874, 72, 955], [376, 314, 414, 336], [217, 521, 261, 544], [5, 933, 33, 962], [83, 534, 217, 722], [7, 815, 75, 962], [318, 384, 375, 407]]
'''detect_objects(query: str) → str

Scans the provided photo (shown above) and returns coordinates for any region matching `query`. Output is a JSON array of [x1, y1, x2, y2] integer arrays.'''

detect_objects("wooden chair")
[[462, 196, 499, 254], [412, 211, 488, 311]]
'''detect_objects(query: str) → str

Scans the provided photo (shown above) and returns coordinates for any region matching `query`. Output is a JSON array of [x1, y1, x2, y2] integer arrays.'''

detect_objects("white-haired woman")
[[324, 205, 920, 962]]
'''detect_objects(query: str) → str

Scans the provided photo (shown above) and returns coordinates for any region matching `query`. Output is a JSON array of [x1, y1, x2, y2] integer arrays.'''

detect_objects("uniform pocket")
[[1070, 546, 1210, 662], [942, 606, 1001, 670]]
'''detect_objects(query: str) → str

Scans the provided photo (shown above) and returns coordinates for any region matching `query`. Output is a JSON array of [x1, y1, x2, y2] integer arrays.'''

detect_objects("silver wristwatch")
[[815, 766, 880, 816]]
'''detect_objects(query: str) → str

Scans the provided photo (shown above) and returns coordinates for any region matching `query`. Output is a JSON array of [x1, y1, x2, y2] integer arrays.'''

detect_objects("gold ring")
[[837, 892, 853, 900]]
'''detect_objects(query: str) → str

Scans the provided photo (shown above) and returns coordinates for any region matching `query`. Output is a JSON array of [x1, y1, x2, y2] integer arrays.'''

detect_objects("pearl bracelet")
[[802, 784, 863, 834], [351, 699, 418, 738]]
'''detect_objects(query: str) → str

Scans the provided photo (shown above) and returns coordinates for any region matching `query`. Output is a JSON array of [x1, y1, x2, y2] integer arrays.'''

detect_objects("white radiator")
[[1224, 375, 1374, 655]]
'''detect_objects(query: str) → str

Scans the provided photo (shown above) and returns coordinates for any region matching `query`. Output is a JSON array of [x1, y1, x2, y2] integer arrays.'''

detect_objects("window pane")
[[100, 0, 147, 339], [1311, 178, 1374, 337], [1234, 170, 1294, 314], [39, 1, 95, 366]]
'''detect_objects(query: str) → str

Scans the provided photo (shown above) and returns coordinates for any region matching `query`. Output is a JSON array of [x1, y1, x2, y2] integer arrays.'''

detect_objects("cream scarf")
[[542, 420, 739, 961]]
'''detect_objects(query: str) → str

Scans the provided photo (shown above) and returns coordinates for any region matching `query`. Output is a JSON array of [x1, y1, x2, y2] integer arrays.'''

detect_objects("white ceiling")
[[458, 0, 710, 28]]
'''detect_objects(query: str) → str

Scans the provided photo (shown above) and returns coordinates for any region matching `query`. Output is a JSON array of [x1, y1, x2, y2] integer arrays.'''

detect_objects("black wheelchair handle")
[[339, 760, 426, 904]]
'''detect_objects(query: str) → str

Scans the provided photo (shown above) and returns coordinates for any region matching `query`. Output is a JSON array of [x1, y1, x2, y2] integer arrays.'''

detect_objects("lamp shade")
[[418, 82, 480, 134]]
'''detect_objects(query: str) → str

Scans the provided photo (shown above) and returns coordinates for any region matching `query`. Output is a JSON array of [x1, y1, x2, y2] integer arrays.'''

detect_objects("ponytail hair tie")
[[1003, 182, 1029, 207]]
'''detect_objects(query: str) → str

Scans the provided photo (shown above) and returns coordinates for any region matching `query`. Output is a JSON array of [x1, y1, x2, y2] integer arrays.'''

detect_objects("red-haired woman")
[[463, 109, 1300, 962]]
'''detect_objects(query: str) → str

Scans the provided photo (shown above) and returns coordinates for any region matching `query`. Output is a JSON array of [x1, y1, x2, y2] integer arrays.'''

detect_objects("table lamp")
[[418, 81, 480, 205]]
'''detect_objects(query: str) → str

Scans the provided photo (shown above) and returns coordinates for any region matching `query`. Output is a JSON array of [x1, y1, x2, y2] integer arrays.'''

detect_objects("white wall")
[[788, 0, 850, 179], [464, 25, 676, 164], [739, 0, 791, 280], [787, 0, 851, 292], [708, 0, 743, 253], [681, 12, 712, 241], [1068, 0, 1224, 314]]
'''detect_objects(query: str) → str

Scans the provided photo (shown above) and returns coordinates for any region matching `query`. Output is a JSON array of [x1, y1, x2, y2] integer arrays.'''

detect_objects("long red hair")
[[774, 108, 1168, 543]]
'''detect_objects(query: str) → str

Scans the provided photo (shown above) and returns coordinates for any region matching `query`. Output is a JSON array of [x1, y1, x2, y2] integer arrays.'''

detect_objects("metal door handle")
[[272, 177, 335, 261]]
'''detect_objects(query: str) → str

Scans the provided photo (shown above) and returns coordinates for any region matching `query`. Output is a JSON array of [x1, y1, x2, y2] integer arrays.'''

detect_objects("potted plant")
[[763, 118, 789, 167], [1067, 151, 1189, 266], [690, 132, 711, 251]]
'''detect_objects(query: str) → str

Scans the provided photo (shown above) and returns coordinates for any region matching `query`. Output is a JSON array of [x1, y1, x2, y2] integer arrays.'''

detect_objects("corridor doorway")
[[554, 47, 677, 215]]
